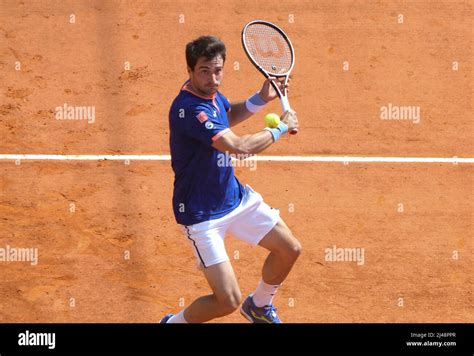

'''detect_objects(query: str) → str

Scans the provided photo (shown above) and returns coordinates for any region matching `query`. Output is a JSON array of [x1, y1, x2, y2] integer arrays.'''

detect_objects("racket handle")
[[280, 95, 291, 112], [280, 96, 298, 135]]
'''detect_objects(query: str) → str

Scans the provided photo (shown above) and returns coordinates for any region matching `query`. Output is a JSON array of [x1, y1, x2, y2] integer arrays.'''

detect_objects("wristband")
[[245, 92, 267, 113], [264, 121, 288, 142]]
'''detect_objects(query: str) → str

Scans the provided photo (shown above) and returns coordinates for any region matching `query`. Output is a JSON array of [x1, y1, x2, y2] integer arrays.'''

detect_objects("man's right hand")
[[281, 110, 299, 133]]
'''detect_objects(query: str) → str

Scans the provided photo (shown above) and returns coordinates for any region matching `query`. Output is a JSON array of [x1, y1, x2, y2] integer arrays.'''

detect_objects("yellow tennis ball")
[[264, 113, 280, 128]]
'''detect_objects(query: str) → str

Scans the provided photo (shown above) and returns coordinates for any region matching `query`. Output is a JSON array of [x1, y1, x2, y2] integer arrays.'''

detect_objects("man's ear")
[[187, 66, 193, 75]]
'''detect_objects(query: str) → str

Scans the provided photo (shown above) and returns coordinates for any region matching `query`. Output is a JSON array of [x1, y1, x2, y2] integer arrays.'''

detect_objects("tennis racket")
[[242, 20, 297, 134]]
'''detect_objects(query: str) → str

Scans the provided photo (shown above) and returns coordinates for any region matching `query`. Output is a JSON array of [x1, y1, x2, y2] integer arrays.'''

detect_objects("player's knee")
[[216, 290, 242, 315], [286, 238, 302, 261], [294, 239, 302, 257]]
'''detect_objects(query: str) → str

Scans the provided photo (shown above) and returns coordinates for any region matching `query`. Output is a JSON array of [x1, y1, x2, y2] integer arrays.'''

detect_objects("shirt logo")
[[205, 121, 214, 129], [196, 111, 208, 123], [212, 110, 217, 117]]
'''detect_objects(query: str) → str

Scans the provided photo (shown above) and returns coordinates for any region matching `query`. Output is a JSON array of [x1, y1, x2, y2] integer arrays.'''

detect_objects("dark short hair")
[[186, 36, 226, 71]]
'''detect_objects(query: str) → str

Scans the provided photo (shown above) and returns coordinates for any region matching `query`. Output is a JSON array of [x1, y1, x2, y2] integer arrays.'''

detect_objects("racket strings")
[[243, 24, 293, 75]]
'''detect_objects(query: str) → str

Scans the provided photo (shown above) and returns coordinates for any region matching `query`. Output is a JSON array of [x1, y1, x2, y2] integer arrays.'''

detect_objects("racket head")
[[241, 20, 295, 78]]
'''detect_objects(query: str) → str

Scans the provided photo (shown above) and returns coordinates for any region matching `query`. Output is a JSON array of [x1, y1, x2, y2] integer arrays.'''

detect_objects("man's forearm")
[[228, 100, 254, 127], [234, 130, 275, 155], [213, 116, 290, 156]]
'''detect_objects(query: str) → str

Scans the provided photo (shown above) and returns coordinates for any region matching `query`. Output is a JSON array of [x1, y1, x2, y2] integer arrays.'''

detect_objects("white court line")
[[0, 154, 473, 163]]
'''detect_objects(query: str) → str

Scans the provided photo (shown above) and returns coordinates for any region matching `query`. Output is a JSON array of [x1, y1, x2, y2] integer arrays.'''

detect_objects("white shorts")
[[182, 185, 280, 269]]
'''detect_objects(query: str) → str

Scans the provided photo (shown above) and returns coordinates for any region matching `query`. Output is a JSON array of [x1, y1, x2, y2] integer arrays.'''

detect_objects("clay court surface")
[[0, 0, 472, 323]]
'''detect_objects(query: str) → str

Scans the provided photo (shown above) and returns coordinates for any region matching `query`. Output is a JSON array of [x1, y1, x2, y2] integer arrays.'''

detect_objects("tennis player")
[[162, 36, 301, 323]]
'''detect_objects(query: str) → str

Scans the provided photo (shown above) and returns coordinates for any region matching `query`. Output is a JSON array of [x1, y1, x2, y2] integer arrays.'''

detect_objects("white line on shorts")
[[0, 154, 472, 164]]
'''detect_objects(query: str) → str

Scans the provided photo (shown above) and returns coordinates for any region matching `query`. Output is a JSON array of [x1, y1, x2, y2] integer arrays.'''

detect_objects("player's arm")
[[213, 110, 298, 155], [213, 129, 273, 155], [227, 77, 288, 127], [227, 97, 266, 127]]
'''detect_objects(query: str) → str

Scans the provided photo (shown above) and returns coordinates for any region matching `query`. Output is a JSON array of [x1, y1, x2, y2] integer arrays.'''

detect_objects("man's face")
[[188, 55, 224, 96]]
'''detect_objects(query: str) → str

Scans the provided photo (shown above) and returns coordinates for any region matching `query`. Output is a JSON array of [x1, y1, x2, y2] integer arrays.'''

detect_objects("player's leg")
[[228, 185, 302, 287], [164, 221, 242, 323], [181, 260, 241, 323], [240, 218, 301, 323], [166, 261, 241, 323], [258, 218, 302, 285], [227, 185, 301, 323]]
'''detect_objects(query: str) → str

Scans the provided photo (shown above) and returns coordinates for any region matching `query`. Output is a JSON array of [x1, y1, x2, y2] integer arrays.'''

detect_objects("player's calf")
[[214, 289, 242, 316], [179, 287, 242, 323], [258, 219, 302, 286]]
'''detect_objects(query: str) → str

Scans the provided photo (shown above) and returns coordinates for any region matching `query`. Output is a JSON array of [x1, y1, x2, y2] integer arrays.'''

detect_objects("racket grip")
[[280, 96, 298, 135], [280, 95, 291, 112]]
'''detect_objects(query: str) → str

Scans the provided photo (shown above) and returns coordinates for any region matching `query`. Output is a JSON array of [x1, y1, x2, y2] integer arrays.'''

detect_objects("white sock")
[[252, 279, 281, 308], [166, 310, 188, 324]]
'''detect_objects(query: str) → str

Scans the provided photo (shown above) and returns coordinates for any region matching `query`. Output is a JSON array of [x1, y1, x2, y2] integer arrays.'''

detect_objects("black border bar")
[[0, 323, 472, 354]]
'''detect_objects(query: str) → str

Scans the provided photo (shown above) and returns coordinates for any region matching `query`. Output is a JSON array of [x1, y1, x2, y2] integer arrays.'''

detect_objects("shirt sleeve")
[[184, 104, 230, 145], [220, 93, 231, 112]]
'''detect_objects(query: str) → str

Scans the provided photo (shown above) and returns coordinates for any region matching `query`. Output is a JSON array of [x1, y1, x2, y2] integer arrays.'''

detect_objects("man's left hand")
[[258, 77, 290, 103]]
